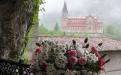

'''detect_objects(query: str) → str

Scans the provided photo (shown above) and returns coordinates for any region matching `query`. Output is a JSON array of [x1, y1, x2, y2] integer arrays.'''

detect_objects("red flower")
[[91, 47, 97, 53], [99, 58, 105, 70], [79, 56, 87, 65], [95, 51, 101, 58], [69, 56, 78, 64], [40, 62, 48, 71], [66, 63, 73, 70], [67, 50, 77, 57], [35, 47, 42, 55], [99, 58, 105, 66], [91, 47, 101, 58]]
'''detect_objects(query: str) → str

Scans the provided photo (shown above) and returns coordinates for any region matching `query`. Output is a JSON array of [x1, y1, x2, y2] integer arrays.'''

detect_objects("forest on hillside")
[[38, 23, 121, 40]]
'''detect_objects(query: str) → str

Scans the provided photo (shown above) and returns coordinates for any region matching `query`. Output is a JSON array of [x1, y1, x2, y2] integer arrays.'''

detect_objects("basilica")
[[61, 1, 103, 34]]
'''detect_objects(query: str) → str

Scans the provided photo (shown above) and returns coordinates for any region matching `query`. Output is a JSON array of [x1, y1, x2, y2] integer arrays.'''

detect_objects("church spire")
[[62, 1, 68, 18]]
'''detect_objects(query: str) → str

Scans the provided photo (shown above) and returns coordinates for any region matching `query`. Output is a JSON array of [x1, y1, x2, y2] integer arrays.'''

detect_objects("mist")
[[39, 0, 121, 30]]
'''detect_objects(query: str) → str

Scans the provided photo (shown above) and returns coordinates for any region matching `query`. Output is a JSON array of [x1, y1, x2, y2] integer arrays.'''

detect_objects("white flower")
[[90, 53, 98, 62], [55, 53, 67, 68], [78, 47, 85, 56], [47, 64, 56, 75], [93, 54, 98, 62]]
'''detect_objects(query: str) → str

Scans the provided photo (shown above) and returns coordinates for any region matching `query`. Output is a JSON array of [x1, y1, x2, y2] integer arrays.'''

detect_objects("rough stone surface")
[[100, 51, 121, 75], [0, 0, 34, 60]]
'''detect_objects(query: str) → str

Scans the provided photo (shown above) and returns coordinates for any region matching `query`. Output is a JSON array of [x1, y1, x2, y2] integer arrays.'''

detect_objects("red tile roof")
[[38, 36, 121, 51]]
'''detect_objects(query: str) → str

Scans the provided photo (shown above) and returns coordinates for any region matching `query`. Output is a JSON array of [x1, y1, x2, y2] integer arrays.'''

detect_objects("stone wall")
[[100, 51, 121, 75], [0, 0, 33, 59]]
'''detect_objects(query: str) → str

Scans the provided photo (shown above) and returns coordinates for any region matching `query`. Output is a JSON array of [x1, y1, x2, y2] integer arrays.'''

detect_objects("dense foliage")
[[39, 23, 64, 36], [38, 24, 121, 40], [22, 0, 44, 54], [104, 25, 121, 40]]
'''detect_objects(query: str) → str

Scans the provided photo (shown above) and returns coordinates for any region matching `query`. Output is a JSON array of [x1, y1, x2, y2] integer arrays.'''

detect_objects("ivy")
[[20, 0, 44, 58]]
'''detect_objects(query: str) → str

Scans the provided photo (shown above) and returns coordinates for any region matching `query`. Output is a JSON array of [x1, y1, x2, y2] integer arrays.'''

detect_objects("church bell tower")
[[62, 1, 68, 18]]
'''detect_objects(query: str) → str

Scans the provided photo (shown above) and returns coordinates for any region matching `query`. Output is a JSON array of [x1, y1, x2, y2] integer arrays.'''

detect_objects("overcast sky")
[[39, 0, 121, 30]]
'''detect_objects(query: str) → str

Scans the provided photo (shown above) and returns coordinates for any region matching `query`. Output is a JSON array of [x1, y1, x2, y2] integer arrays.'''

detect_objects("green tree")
[[54, 22, 60, 31], [104, 25, 121, 40], [39, 25, 49, 34]]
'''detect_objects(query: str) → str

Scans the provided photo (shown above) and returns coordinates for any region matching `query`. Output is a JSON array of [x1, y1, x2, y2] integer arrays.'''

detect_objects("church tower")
[[62, 1, 68, 18]]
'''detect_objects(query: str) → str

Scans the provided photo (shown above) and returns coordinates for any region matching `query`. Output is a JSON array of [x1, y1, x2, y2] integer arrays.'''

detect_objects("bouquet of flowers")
[[31, 38, 110, 75]]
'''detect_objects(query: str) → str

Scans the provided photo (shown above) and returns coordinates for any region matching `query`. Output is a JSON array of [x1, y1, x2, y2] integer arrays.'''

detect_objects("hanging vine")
[[20, 0, 44, 58]]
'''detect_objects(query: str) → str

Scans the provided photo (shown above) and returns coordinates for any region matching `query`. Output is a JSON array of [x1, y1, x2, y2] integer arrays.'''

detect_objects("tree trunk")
[[0, 0, 35, 60]]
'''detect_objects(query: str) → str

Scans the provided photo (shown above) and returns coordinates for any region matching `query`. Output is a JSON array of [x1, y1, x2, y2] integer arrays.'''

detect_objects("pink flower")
[[35, 47, 42, 55], [79, 57, 87, 65], [67, 50, 77, 57], [91, 47, 97, 53], [69, 56, 78, 64], [95, 51, 101, 58], [91, 47, 101, 58], [100, 66, 104, 70], [99, 58, 105, 70], [99, 58, 105, 66]]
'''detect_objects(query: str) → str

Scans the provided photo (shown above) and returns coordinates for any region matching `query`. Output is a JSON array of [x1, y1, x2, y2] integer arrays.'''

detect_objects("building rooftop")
[[38, 36, 121, 51]]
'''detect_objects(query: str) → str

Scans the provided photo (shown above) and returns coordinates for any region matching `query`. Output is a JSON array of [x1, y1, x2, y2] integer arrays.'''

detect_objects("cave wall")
[[0, 0, 34, 60]]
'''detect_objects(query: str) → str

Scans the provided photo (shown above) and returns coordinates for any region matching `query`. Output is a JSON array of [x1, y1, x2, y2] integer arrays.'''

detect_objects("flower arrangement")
[[31, 38, 110, 75]]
